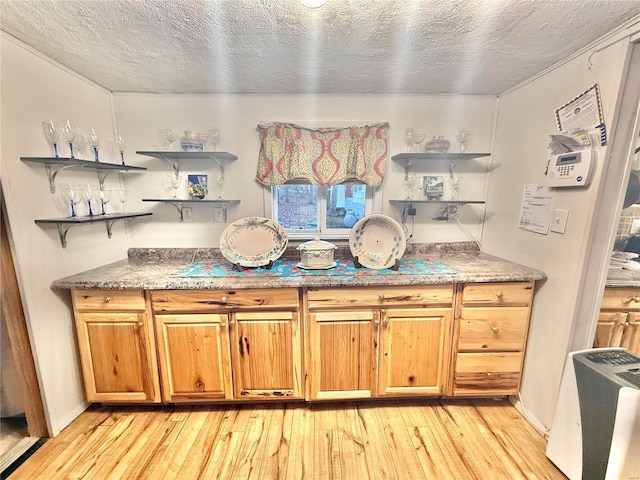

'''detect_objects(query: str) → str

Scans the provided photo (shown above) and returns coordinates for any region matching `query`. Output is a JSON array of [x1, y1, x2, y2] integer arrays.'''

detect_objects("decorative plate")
[[219, 217, 288, 267], [349, 214, 406, 269]]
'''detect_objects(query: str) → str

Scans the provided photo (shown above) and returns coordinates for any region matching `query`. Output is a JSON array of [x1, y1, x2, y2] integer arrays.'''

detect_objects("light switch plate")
[[551, 209, 569, 233]]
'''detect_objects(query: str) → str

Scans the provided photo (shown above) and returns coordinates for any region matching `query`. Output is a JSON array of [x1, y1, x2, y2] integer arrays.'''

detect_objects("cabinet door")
[[308, 310, 378, 400], [75, 312, 160, 403], [593, 312, 628, 348], [621, 313, 640, 355], [154, 314, 233, 402], [229, 311, 302, 399], [378, 308, 451, 396]]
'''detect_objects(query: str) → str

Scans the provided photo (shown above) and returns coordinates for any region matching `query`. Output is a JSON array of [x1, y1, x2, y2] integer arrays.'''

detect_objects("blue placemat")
[[175, 258, 457, 278]]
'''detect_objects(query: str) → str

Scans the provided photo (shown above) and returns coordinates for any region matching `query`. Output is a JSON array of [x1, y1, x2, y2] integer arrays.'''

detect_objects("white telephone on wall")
[[547, 148, 596, 188]]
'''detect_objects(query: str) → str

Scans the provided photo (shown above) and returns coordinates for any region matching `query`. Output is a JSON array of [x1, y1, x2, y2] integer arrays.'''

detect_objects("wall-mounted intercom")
[[547, 148, 596, 188]]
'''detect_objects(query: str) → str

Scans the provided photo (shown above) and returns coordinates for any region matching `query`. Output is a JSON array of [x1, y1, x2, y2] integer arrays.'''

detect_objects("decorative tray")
[[219, 217, 288, 267], [349, 214, 406, 269]]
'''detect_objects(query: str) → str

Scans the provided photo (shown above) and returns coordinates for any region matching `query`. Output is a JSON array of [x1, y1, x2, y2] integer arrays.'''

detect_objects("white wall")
[[113, 94, 497, 246], [0, 35, 131, 435], [482, 39, 631, 429]]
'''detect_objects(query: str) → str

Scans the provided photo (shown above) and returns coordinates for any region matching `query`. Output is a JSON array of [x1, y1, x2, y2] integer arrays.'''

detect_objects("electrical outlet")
[[182, 207, 193, 222], [407, 206, 417, 216]]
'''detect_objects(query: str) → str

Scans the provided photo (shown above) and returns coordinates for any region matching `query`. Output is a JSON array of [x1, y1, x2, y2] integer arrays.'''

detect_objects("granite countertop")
[[52, 243, 546, 291], [606, 267, 640, 288]]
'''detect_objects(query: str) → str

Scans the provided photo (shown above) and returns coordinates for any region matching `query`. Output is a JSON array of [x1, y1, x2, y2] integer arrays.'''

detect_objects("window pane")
[[274, 185, 319, 230], [326, 184, 367, 228]]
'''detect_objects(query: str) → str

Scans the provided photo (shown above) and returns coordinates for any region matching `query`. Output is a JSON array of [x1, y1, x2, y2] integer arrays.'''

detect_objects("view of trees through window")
[[273, 184, 368, 232]]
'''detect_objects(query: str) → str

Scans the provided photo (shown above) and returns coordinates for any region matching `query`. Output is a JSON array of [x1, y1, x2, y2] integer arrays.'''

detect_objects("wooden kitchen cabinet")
[[150, 288, 303, 402], [594, 288, 640, 354], [305, 285, 453, 400], [450, 282, 534, 396], [71, 289, 161, 403]]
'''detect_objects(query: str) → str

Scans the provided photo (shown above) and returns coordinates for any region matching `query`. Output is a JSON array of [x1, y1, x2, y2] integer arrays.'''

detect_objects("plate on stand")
[[219, 217, 288, 267], [349, 214, 406, 269]]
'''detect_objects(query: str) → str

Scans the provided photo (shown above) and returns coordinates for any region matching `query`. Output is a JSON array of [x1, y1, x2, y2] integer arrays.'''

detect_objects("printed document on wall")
[[519, 184, 554, 234]]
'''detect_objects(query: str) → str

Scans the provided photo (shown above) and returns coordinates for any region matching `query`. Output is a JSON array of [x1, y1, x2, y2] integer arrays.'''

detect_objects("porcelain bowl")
[[297, 237, 336, 268]]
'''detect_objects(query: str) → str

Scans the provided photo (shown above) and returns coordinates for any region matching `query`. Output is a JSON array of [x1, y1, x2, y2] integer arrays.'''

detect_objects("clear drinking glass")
[[63, 187, 82, 217], [196, 175, 208, 199], [63, 120, 76, 158], [455, 129, 472, 153], [89, 127, 100, 162], [118, 190, 129, 213], [164, 129, 178, 151], [116, 135, 126, 165], [98, 189, 112, 215], [207, 129, 220, 152], [403, 174, 417, 200], [169, 174, 181, 199], [412, 132, 426, 152], [82, 184, 94, 216], [42, 121, 59, 158], [214, 172, 224, 199], [405, 128, 415, 153]]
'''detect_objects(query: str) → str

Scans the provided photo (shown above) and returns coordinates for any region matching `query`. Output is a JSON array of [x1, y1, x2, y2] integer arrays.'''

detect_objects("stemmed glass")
[[196, 175, 208, 199], [207, 129, 220, 152], [214, 172, 225, 199], [402, 174, 417, 200], [63, 120, 76, 158], [75, 134, 88, 159], [455, 129, 472, 153], [116, 135, 126, 165], [98, 189, 112, 215], [405, 128, 415, 153], [82, 184, 94, 216], [89, 128, 100, 162], [164, 129, 178, 151], [412, 132, 426, 152], [449, 175, 464, 200], [168, 173, 182, 199], [117, 190, 129, 213], [63, 187, 82, 217], [42, 121, 59, 157]]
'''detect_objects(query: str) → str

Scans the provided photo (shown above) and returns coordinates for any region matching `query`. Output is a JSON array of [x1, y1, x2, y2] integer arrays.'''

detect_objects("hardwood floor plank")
[[377, 403, 426, 480], [233, 405, 274, 479], [336, 403, 370, 480], [257, 404, 291, 480], [285, 404, 314, 480], [356, 404, 398, 480]]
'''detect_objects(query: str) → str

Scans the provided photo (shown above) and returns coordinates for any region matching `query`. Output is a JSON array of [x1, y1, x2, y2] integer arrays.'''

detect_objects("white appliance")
[[546, 348, 640, 480]]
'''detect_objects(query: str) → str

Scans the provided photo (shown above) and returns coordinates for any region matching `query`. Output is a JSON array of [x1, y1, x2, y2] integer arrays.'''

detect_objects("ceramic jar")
[[296, 237, 337, 269], [180, 131, 205, 152], [424, 135, 450, 153]]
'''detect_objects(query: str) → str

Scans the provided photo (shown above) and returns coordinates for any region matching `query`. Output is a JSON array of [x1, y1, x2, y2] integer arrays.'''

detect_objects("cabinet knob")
[[220, 296, 228, 303], [378, 293, 385, 300], [632, 296, 640, 303], [220, 322, 227, 328], [486, 372, 492, 377], [490, 326, 499, 333], [137, 322, 144, 327], [374, 318, 380, 326], [495, 292, 504, 299], [228, 319, 235, 327], [624, 321, 630, 327], [103, 296, 111, 303], [382, 313, 389, 326]]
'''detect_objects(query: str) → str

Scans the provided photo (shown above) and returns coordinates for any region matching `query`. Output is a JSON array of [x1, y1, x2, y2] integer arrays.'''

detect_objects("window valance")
[[255, 122, 389, 187]]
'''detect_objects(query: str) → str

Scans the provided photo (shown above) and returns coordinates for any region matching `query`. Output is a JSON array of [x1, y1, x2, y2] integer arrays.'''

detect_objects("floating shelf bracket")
[[44, 163, 77, 193]]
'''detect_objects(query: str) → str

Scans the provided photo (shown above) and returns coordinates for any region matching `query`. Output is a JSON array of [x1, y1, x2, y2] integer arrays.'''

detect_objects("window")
[[272, 183, 371, 237]]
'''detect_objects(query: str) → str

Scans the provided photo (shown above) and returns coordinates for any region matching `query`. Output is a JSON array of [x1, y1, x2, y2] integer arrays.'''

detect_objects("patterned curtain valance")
[[255, 122, 389, 187]]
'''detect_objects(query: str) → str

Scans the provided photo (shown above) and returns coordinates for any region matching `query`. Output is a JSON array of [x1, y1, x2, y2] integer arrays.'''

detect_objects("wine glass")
[[89, 127, 100, 162], [169, 174, 182, 199], [42, 121, 59, 157], [164, 129, 178, 151], [402, 174, 417, 200], [196, 175, 208, 199], [449, 175, 464, 200], [82, 184, 94, 216], [455, 129, 472, 153], [117, 190, 129, 212], [207, 129, 220, 152], [74, 134, 88, 159], [63, 187, 82, 217], [405, 128, 415, 153], [98, 189, 112, 215], [214, 172, 225, 199], [116, 134, 126, 165], [412, 132, 426, 152], [63, 120, 76, 158]]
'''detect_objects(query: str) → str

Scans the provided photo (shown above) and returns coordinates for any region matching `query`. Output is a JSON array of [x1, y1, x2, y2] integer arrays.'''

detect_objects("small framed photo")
[[423, 175, 444, 200], [188, 174, 208, 200]]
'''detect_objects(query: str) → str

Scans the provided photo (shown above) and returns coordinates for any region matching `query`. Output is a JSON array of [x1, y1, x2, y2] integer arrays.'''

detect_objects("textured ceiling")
[[1, 0, 640, 95]]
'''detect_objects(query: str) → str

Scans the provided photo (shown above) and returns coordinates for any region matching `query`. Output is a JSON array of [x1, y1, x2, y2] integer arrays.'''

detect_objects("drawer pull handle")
[[104, 296, 111, 303], [490, 326, 499, 333], [378, 293, 385, 300], [495, 292, 504, 299], [220, 296, 228, 303]]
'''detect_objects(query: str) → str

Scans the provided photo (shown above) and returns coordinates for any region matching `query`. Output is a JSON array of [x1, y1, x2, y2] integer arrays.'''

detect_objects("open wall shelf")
[[142, 199, 240, 222], [136, 151, 237, 175], [391, 152, 491, 177]]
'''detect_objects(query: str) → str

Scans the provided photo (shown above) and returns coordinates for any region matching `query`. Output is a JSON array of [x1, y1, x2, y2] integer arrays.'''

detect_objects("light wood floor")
[[9, 399, 566, 480]]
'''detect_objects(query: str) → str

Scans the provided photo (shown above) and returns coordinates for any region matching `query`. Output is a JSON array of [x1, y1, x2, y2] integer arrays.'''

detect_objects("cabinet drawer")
[[306, 285, 453, 309], [457, 307, 530, 352], [150, 288, 299, 313], [453, 352, 523, 394], [600, 288, 640, 310], [72, 289, 146, 311], [461, 282, 533, 307]]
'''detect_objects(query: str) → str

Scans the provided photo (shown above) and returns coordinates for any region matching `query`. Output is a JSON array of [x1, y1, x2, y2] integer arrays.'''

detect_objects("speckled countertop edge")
[[52, 243, 548, 291]]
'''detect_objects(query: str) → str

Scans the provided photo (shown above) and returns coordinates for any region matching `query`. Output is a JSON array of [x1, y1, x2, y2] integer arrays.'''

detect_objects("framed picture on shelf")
[[423, 175, 444, 200], [188, 174, 208, 200]]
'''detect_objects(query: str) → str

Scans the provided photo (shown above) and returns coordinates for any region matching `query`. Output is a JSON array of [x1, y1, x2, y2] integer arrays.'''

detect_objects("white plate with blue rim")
[[349, 214, 406, 269], [219, 217, 288, 267]]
